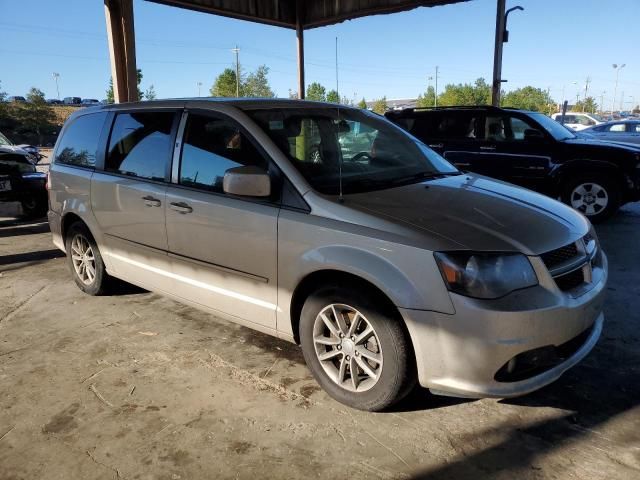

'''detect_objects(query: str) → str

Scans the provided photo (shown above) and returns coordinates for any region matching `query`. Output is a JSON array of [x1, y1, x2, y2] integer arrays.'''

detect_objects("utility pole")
[[584, 76, 591, 103], [231, 46, 240, 97], [620, 91, 625, 112], [600, 91, 606, 114], [52, 72, 60, 100], [197, 81, 202, 97], [491, 2, 524, 106], [434, 66, 439, 107]]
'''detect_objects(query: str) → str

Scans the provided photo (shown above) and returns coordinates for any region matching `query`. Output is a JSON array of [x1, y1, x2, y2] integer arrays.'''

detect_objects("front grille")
[[554, 268, 585, 291], [540, 243, 579, 270], [494, 324, 595, 382]]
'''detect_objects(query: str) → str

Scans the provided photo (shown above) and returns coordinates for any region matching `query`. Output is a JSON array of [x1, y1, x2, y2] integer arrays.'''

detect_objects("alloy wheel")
[[312, 303, 383, 392], [570, 182, 609, 216], [70, 234, 96, 285]]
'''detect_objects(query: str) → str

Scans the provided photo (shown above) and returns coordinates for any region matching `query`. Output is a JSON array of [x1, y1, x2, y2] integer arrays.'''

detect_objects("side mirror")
[[223, 166, 271, 197], [523, 129, 545, 141]]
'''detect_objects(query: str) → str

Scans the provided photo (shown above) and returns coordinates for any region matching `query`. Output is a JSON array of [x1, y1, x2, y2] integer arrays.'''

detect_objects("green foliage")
[[144, 85, 157, 101], [210, 65, 274, 98], [371, 97, 388, 115], [306, 82, 326, 102], [438, 78, 491, 106], [416, 86, 437, 108], [326, 89, 340, 104], [503, 86, 555, 112], [106, 69, 144, 102], [19, 88, 56, 144], [0, 81, 7, 118], [210, 68, 239, 97], [244, 65, 275, 98], [572, 96, 597, 113], [357, 97, 367, 109]]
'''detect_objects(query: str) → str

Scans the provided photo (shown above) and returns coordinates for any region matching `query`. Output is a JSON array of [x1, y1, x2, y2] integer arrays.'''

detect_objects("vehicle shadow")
[[0, 248, 65, 272], [0, 220, 50, 238]]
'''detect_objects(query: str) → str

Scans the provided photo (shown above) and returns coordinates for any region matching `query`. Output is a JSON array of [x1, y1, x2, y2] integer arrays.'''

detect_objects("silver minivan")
[[48, 99, 607, 411]]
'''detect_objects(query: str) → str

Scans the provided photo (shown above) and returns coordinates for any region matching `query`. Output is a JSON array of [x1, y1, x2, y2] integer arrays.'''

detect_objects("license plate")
[[0, 179, 11, 192]]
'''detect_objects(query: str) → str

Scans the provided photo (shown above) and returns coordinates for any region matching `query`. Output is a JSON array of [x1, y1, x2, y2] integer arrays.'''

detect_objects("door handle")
[[142, 195, 161, 207], [428, 143, 444, 149], [480, 146, 496, 151], [170, 202, 193, 214]]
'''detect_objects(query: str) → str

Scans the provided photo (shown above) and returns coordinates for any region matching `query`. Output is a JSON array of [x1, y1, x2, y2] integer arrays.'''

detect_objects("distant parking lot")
[[0, 200, 639, 478]]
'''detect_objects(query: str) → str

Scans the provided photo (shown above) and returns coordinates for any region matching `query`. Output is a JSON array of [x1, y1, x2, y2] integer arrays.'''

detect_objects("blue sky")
[[1, 0, 638, 110]]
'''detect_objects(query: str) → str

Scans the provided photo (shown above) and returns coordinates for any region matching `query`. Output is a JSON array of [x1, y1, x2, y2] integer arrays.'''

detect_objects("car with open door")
[[385, 106, 640, 222]]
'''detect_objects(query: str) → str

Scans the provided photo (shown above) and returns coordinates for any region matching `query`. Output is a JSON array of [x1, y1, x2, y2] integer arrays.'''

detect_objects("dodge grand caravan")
[[48, 99, 607, 411]]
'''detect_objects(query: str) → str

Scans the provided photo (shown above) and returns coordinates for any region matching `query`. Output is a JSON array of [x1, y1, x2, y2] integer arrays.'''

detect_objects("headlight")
[[434, 252, 538, 299]]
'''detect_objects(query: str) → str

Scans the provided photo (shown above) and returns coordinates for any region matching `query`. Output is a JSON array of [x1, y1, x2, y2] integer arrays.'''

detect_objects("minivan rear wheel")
[[65, 222, 111, 295], [561, 175, 619, 223], [299, 285, 415, 411]]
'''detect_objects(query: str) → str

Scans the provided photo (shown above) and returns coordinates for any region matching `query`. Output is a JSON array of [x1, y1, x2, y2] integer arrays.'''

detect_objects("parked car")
[[63, 97, 82, 105], [0, 134, 48, 217], [48, 99, 607, 411], [0, 130, 43, 162], [580, 120, 640, 145], [551, 112, 605, 131], [8, 96, 26, 103], [386, 106, 640, 222], [47, 99, 63, 105], [81, 99, 100, 106]]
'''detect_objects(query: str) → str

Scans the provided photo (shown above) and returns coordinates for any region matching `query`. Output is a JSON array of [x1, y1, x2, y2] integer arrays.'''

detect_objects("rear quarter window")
[[55, 112, 108, 168]]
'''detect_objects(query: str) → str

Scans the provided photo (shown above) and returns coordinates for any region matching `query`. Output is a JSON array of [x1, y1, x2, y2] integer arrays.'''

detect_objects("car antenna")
[[336, 36, 344, 203]]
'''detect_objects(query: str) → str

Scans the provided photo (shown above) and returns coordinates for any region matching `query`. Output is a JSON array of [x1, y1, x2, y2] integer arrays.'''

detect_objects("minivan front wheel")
[[65, 222, 111, 295], [299, 285, 415, 411], [561, 175, 619, 223]]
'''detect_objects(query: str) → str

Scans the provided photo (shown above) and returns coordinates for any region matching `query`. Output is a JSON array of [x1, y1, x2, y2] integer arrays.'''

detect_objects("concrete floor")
[[0, 198, 639, 479]]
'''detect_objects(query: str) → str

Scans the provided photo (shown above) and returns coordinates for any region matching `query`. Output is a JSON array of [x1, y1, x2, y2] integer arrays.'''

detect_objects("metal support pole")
[[491, 0, 506, 106], [104, 0, 137, 103], [296, 0, 305, 99], [434, 66, 439, 107]]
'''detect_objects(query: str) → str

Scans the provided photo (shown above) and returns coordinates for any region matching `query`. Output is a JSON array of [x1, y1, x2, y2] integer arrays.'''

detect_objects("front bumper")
[[401, 253, 607, 398]]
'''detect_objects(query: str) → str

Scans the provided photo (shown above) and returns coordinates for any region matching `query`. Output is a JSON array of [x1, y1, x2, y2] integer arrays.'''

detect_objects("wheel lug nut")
[[355, 351, 359, 356], [351, 336, 355, 341], [346, 356, 350, 361], [337, 345, 342, 350]]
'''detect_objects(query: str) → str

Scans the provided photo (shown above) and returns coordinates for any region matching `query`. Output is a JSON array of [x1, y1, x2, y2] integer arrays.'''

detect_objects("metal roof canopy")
[[104, 0, 509, 104]]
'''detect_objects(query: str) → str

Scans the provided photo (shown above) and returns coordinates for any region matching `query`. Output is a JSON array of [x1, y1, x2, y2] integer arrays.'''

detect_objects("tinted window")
[[55, 112, 107, 168], [106, 112, 175, 181], [485, 115, 540, 141], [179, 114, 268, 193], [433, 112, 479, 140]]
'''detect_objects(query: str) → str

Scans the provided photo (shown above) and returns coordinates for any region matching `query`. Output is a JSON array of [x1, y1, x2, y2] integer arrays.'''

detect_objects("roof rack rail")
[[389, 105, 503, 114]]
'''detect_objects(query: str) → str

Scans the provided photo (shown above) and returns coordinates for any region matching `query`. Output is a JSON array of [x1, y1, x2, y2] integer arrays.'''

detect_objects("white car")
[[551, 112, 605, 131]]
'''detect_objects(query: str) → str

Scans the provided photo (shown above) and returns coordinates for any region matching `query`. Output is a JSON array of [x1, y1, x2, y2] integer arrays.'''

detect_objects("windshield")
[[0, 132, 13, 146], [591, 113, 605, 122], [529, 113, 576, 141], [247, 107, 459, 195]]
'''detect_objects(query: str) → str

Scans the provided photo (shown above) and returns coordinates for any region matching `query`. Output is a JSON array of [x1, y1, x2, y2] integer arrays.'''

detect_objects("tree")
[[306, 82, 326, 102], [20, 88, 55, 144], [244, 65, 275, 98], [326, 89, 340, 104], [438, 78, 491, 106], [572, 96, 598, 113], [144, 85, 157, 101], [416, 86, 437, 108], [0, 80, 7, 118], [106, 69, 144, 102], [210, 68, 240, 97], [502, 86, 555, 113], [371, 97, 388, 115], [210, 65, 274, 98], [357, 97, 367, 109]]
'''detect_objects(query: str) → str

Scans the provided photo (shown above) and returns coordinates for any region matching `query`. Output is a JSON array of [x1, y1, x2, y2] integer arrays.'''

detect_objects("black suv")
[[385, 106, 640, 222]]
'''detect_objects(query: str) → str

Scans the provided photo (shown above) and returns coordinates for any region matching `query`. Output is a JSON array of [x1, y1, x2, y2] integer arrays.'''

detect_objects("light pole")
[[52, 72, 60, 100], [491, 2, 524, 106], [600, 91, 606, 114], [612, 63, 625, 113], [197, 82, 202, 97]]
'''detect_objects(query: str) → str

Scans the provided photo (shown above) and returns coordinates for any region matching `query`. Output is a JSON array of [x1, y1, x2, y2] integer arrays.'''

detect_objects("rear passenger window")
[[55, 112, 107, 168], [179, 113, 268, 193], [106, 112, 175, 181]]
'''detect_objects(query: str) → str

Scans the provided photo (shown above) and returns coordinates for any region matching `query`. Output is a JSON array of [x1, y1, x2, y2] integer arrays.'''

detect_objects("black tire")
[[299, 284, 416, 411], [21, 194, 48, 219], [561, 174, 620, 223], [65, 222, 112, 295]]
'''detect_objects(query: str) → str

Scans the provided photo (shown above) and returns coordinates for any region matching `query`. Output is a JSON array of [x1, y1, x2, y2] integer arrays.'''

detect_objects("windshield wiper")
[[388, 170, 461, 186]]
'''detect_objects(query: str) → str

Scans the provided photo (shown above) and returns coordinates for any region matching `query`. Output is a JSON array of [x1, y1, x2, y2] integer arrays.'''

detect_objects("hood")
[[564, 136, 640, 153], [0, 144, 32, 156], [345, 174, 589, 255]]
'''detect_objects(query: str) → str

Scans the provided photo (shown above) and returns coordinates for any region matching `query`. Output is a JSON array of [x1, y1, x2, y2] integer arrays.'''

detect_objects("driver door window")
[[179, 114, 268, 194], [484, 115, 540, 142]]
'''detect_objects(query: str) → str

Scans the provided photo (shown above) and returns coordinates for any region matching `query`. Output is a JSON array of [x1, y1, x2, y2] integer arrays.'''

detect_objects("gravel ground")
[[0, 168, 638, 479]]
